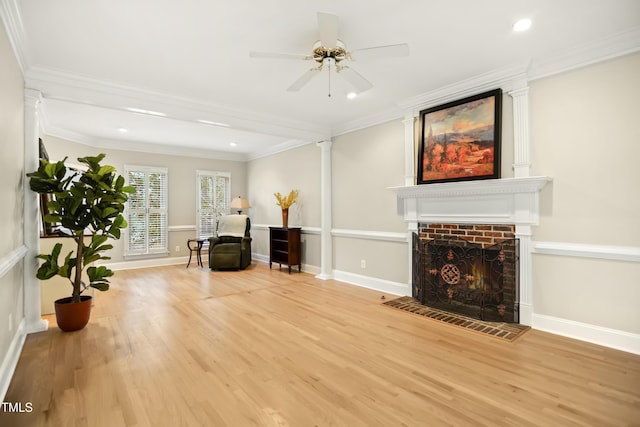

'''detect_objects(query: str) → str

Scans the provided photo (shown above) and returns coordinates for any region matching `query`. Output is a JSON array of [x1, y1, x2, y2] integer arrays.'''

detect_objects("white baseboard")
[[102, 256, 190, 271], [252, 253, 320, 275], [332, 270, 410, 296], [0, 318, 27, 402], [532, 313, 640, 355], [253, 253, 269, 264]]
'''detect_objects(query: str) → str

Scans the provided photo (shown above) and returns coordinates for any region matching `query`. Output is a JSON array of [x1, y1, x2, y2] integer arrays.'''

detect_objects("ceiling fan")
[[250, 12, 409, 96]]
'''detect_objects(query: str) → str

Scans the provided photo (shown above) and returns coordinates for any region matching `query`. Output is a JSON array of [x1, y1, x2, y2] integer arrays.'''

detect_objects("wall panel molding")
[[332, 228, 408, 243], [533, 241, 640, 263], [0, 245, 28, 279], [0, 318, 26, 402]]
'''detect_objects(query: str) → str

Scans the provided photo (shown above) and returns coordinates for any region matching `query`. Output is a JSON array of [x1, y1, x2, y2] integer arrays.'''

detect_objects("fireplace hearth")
[[413, 224, 519, 323]]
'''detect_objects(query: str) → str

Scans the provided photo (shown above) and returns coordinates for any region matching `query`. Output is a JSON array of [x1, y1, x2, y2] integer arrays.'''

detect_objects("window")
[[125, 165, 168, 256], [197, 170, 230, 239]]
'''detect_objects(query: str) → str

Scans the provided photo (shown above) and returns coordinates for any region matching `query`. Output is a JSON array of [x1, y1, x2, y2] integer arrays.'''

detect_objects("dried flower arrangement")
[[274, 190, 299, 209]]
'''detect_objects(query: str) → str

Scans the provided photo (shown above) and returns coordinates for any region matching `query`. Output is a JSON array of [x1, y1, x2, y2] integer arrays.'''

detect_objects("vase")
[[282, 208, 289, 228]]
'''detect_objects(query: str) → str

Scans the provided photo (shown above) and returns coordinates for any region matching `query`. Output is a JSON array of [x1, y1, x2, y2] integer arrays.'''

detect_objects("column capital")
[[508, 86, 530, 98], [316, 140, 332, 151], [402, 114, 416, 125], [24, 88, 43, 105]]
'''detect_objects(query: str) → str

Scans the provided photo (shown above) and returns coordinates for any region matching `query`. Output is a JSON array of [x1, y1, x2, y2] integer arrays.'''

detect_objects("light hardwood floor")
[[2, 262, 639, 426]]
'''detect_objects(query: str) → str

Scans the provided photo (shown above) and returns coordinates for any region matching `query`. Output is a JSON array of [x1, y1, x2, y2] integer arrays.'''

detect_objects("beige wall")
[[530, 54, 640, 245], [530, 53, 640, 333], [333, 120, 406, 231], [41, 135, 247, 263], [247, 143, 321, 227], [247, 143, 321, 267], [332, 120, 408, 283], [0, 19, 26, 377]]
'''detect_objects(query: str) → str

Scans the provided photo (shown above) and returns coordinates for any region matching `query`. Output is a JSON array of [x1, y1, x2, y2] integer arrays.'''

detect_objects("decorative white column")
[[316, 140, 333, 280], [515, 225, 533, 326], [24, 89, 48, 333], [509, 86, 531, 178], [402, 113, 416, 186], [510, 83, 533, 324], [403, 113, 418, 295]]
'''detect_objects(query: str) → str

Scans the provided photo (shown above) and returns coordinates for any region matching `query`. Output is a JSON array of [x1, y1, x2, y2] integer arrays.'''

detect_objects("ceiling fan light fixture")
[[251, 12, 408, 95]]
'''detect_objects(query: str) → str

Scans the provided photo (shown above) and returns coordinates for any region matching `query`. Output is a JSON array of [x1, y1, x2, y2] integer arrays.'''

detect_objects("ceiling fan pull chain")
[[328, 59, 332, 97]]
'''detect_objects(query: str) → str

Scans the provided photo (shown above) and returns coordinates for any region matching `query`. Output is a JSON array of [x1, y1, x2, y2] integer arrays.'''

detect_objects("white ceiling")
[[3, 0, 639, 160]]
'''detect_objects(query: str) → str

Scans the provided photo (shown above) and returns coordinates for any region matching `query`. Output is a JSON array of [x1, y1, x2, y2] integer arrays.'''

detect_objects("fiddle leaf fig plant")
[[27, 153, 135, 303]]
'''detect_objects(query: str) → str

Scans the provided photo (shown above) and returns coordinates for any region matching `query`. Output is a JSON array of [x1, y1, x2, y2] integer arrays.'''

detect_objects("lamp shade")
[[230, 196, 251, 213]]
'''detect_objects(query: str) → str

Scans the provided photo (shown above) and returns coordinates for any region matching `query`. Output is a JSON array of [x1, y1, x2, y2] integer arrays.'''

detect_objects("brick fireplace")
[[391, 176, 551, 326], [415, 223, 519, 322]]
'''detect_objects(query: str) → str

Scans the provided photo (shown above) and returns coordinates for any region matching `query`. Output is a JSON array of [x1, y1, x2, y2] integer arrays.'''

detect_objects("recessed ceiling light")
[[117, 128, 128, 133], [513, 18, 532, 32], [229, 142, 237, 147], [197, 119, 231, 127], [347, 92, 358, 99], [126, 107, 167, 117]]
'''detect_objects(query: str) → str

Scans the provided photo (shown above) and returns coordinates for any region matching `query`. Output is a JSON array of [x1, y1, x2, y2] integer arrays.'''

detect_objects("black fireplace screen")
[[412, 233, 519, 323]]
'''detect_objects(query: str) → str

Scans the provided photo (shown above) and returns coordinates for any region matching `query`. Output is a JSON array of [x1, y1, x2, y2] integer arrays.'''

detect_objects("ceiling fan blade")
[[349, 43, 410, 61], [287, 68, 321, 91], [250, 51, 310, 61], [337, 66, 373, 93], [317, 12, 339, 49]]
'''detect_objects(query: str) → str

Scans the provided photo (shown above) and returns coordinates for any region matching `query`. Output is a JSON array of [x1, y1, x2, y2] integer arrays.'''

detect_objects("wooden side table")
[[187, 238, 206, 268]]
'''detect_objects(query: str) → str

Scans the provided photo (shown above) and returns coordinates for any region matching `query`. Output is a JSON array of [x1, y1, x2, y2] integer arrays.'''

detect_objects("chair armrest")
[[208, 237, 221, 247], [241, 236, 252, 250]]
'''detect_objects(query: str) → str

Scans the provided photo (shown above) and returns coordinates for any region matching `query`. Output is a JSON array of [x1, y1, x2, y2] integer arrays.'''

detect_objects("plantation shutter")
[[196, 171, 230, 239], [125, 166, 169, 256]]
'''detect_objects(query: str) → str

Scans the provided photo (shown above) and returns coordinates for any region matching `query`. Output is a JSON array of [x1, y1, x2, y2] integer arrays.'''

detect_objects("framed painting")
[[417, 88, 502, 184]]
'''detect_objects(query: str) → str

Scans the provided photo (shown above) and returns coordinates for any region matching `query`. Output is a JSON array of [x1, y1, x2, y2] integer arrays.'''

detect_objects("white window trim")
[[124, 165, 169, 258], [196, 170, 231, 240]]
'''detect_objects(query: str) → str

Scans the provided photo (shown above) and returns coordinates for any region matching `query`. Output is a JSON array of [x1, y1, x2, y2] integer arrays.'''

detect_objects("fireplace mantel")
[[391, 176, 552, 226]]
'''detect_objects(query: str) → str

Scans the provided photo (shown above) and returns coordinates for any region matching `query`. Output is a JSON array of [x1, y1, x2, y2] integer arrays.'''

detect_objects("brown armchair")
[[208, 215, 252, 270]]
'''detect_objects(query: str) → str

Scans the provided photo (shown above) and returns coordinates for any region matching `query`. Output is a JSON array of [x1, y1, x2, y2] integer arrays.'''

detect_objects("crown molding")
[[397, 64, 529, 114], [528, 26, 640, 82], [331, 105, 404, 137], [246, 138, 315, 161], [332, 27, 640, 138], [44, 125, 248, 162], [25, 65, 331, 143], [12, 19, 639, 159], [0, 0, 28, 73]]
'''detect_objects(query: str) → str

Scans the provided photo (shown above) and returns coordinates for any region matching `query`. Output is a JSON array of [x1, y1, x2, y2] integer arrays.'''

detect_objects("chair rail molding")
[[533, 241, 640, 263], [0, 245, 28, 279]]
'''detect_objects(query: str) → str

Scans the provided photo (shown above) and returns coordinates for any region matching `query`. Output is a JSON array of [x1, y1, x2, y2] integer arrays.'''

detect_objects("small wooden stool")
[[187, 238, 206, 268]]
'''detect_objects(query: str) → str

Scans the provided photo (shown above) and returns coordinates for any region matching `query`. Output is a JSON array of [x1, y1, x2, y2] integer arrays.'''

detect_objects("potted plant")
[[27, 153, 134, 331]]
